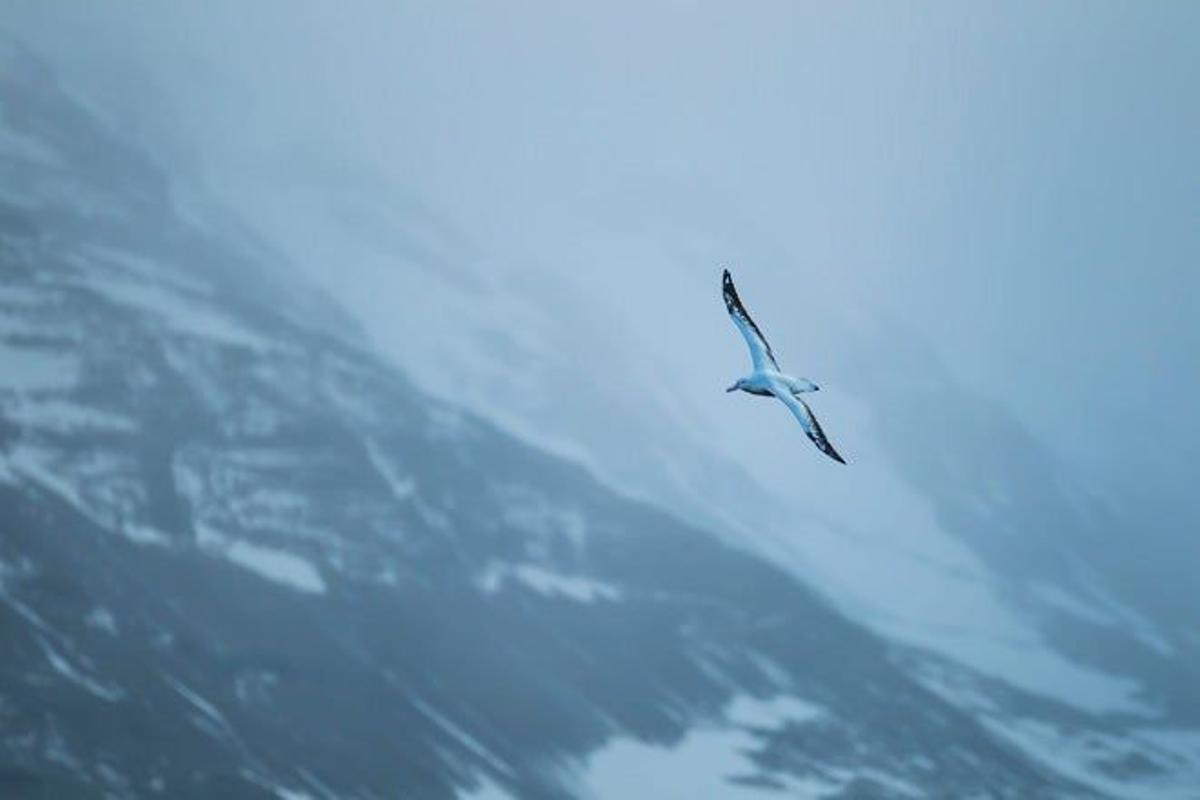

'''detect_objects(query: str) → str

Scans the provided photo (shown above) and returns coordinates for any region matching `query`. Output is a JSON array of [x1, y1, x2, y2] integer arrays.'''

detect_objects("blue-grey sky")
[[9, 0, 1198, 528], [23, 1, 1195, 470]]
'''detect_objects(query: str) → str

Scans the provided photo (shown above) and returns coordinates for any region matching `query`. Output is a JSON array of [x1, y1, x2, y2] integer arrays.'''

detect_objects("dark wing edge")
[[798, 397, 846, 464], [722, 269, 778, 369]]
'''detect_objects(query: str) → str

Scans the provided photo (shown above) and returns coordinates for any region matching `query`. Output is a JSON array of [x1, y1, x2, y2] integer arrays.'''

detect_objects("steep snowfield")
[[579, 695, 846, 799], [236, 155, 1184, 723]]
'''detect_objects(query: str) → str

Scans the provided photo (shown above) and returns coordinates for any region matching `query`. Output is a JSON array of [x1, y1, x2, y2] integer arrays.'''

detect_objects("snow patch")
[[225, 540, 326, 594], [273, 788, 317, 800], [5, 444, 106, 527], [1034, 581, 1174, 657], [412, 698, 513, 777], [725, 693, 824, 729], [761, 479, 1150, 714], [165, 678, 226, 725], [366, 439, 416, 500], [230, 488, 311, 531], [459, 776, 515, 800], [238, 767, 324, 800], [164, 675, 238, 742], [983, 717, 1200, 800], [905, 622, 1150, 716], [493, 484, 588, 554], [81, 245, 209, 296], [4, 399, 137, 433], [196, 524, 326, 593], [122, 523, 171, 547], [38, 638, 123, 702], [1033, 583, 1115, 627], [477, 561, 620, 604], [84, 607, 118, 636], [580, 693, 837, 799], [78, 272, 268, 350]]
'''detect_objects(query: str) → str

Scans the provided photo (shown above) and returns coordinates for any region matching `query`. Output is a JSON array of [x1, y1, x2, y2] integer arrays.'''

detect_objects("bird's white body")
[[732, 369, 818, 397], [721, 270, 845, 464]]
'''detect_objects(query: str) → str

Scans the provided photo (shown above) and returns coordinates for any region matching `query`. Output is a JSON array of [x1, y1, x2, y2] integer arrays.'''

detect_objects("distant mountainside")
[[0, 40, 1194, 799]]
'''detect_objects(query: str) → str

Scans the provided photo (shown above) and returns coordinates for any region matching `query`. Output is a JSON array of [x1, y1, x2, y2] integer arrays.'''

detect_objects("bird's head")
[[725, 379, 742, 393]]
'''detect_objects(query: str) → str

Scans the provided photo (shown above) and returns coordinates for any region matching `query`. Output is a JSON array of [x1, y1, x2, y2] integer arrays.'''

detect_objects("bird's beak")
[[725, 383, 738, 393]]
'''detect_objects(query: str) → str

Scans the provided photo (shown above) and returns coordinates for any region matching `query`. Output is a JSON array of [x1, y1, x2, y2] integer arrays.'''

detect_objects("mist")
[[14, 1, 1199, 489], [3, 2, 1199, 796]]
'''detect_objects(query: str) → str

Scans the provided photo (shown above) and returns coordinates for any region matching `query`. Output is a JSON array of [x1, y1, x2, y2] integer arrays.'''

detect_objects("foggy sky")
[[8, 2, 1198, 530]]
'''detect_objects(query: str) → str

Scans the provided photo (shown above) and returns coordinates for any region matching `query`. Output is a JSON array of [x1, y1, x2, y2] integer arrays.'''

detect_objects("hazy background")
[[12, 0, 1198, 497], [7, 0, 1199, 720], [4, 2, 1200, 796]]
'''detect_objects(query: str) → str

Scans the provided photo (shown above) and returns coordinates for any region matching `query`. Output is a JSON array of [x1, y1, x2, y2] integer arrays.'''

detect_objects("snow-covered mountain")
[[235, 100, 1200, 800], [1, 40, 1197, 799]]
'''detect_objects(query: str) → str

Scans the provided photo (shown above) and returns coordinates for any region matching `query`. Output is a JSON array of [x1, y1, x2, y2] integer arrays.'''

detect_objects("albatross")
[[722, 269, 846, 464]]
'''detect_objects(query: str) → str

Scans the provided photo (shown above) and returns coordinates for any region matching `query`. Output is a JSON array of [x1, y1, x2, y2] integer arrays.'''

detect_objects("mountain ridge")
[[0, 40, 1194, 799]]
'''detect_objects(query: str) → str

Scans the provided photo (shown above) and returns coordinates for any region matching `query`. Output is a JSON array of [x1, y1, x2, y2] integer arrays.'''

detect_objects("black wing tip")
[[721, 270, 738, 310], [811, 436, 847, 464], [803, 418, 847, 464]]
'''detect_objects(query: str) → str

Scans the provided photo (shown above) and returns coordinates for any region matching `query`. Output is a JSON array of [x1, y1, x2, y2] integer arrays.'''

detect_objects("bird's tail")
[[788, 377, 819, 394]]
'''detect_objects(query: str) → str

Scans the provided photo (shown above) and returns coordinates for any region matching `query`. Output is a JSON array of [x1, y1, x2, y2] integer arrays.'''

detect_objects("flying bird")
[[722, 269, 846, 464]]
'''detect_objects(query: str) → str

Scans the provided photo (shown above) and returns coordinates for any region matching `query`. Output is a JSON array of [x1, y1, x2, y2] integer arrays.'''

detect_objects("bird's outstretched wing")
[[723, 269, 779, 371], [769, 383, 846, 464]]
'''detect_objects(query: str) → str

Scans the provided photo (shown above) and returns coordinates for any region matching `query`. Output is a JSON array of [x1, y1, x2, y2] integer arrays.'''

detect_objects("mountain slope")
[[0, 40, 1183, 799]]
